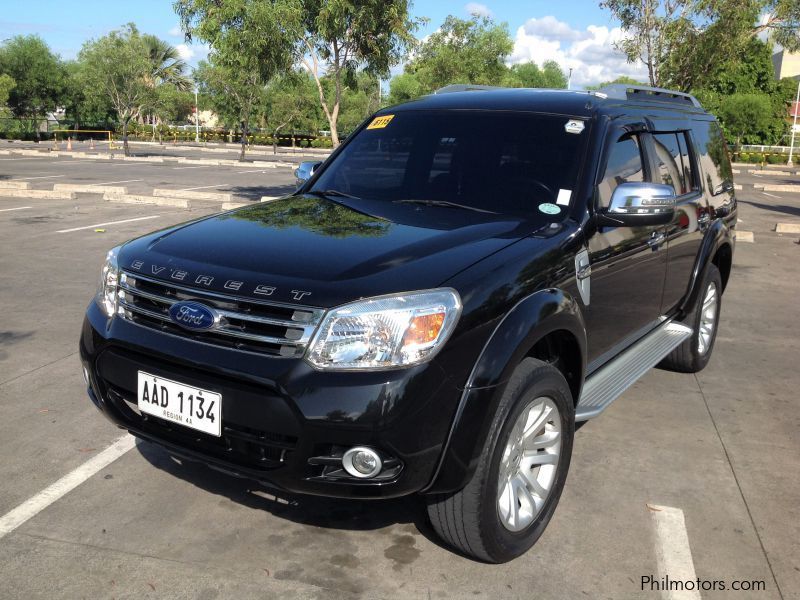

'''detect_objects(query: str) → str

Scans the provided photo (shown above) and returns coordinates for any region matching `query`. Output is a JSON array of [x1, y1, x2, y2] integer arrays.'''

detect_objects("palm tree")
[[140, 35, 191, 138]]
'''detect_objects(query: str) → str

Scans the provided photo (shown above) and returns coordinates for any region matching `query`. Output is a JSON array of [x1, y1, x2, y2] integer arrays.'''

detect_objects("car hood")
[[118, 195, 537, 307]]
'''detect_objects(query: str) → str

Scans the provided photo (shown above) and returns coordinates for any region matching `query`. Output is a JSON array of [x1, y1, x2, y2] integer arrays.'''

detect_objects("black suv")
[[80, 85, 736, 562]]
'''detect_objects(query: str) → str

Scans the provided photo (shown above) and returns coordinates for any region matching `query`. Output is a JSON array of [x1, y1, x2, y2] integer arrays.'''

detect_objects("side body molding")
[[423, 288, 587, 494]]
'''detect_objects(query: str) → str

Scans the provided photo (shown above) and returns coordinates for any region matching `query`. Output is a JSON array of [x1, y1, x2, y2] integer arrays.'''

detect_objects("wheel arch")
[[423, 288, 586, 494], [680, 219, 734, 316]]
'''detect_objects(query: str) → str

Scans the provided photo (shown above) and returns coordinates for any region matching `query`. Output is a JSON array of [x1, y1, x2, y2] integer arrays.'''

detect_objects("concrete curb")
[[154, 188, 232, 202], [260, 196, 280, 202], [122, 156, 164, 163], [54, 184, 128, 195], [775, 223, 800, 234], [104, 192, 189, 208], [0, 181, 31, 190], [0, 189, 76, 199], [177, 158, 219, 166], [750, 169, 793, 176], [221, 202, 248, 210], [755, 184, 800, 193]]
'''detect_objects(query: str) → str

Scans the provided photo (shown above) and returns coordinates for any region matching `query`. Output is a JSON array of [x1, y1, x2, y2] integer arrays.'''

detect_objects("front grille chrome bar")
[[117, 271, 324, 356]]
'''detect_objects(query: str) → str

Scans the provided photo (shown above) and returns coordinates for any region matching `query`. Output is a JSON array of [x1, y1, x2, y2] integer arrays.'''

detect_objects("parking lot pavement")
[[0, 174, 798, 599], [1, 152, 298, 201]]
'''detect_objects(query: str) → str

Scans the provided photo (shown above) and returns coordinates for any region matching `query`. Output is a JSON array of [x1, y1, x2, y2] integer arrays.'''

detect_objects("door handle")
[[648, 231, 665, 249]]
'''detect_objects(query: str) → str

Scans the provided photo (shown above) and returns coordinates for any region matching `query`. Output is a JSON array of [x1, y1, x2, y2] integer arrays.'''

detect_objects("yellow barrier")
[[51, 129, 118, 150]]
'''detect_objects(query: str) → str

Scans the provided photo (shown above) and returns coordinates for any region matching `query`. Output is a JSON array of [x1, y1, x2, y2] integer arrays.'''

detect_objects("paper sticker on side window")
[[367, 115, 394, 129], [564, 120, 585, 134]]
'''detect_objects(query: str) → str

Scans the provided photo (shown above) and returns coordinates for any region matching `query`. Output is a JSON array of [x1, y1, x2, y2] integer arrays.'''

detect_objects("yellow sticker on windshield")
[[367, 115, 394, 129]]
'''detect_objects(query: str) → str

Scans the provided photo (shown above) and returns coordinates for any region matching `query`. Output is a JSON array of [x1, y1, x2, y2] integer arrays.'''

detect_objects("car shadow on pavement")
[[134, 438, 454, 552], [738, 198, 800, 218]]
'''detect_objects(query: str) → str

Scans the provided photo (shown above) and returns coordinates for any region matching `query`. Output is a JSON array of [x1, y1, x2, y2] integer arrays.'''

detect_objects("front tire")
[[426, 358, 574, 562]]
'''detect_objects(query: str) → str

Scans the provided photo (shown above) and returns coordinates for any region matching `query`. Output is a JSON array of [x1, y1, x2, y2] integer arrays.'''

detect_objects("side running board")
[[575, 320, 692, 421]]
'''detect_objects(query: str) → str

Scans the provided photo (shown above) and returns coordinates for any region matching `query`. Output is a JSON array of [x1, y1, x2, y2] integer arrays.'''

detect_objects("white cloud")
[[168, 25, 183, 37], [465, 3, 492, 18], [175, 43, 194, 61], [509, 16, 649, 88]]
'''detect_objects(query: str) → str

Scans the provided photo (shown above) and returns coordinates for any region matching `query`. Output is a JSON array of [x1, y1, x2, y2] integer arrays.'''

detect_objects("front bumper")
[[80, 302, 462, 499]]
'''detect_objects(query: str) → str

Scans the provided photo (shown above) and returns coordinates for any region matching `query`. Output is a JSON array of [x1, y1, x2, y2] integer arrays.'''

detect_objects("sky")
[[0, 0, 649, 88]]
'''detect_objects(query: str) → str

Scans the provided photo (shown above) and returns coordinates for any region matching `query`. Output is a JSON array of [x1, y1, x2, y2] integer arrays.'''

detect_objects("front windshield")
[[311, 110, 588, 218]]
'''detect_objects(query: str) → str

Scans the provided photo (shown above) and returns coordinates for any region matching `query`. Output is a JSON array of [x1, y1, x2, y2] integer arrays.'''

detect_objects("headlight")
[[306, 289, 462, 370], [95, 246, 121, 317]]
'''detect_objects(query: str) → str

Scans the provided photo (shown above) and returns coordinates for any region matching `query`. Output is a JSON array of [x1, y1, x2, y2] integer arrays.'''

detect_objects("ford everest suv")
[[80, 85, 736, 563]]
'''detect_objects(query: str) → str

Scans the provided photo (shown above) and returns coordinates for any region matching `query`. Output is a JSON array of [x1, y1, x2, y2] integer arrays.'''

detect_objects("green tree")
[[297, 0, 419, 147], [504, 61, 568, 88], [0, 74, 15, 109], [716, 93, 774, 146], [79, 25, 152, 155], [195, 59, 268, 159], [175, 0, 301, 159], [603, 0, 800, 89], [140, 35, 191, 138], [586, 75, 645, 90], [388, 15, 514, 103], [264, 72, 321, 153], [387, 71, 425, 104], [600, 0, 692, 87], [0, 35, 66, 139], [61, 60, 116, 129], [333, 70, 382, 134]]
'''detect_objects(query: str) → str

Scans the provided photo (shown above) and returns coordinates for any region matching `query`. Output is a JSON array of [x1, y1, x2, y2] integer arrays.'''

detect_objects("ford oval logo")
[[168, 301, 218, 331]]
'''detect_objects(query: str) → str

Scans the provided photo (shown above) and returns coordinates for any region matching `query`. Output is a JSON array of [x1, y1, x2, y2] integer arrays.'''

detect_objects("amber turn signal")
[[402, 312, 446, 347]]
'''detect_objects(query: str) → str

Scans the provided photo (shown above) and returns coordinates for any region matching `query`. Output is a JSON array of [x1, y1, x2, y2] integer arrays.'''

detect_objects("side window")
[[598, 134, 645, 207], [653, 133, 683, 193], [693, 121, 733, 195], [676, 132, 697, 193]]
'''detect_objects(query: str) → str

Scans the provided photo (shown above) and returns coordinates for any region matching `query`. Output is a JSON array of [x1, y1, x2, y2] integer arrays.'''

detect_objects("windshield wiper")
[[392, 199, 497, 214], [309, 189, 361, 200]]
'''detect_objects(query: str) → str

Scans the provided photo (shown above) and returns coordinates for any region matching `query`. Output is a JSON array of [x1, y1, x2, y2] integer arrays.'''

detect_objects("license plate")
[[137, 371, 222, 437]]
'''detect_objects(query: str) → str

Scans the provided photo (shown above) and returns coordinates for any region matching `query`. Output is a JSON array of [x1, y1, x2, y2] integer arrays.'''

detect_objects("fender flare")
[[680, 219, 734, 316], [422, 287, 587, 494]]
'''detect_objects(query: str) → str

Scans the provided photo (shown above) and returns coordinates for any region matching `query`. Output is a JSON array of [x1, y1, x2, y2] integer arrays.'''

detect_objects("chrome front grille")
[[117, 271, 324, 357]]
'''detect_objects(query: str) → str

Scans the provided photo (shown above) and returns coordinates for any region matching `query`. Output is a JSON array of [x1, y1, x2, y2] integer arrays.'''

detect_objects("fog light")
[[342, 447, 382, 479]]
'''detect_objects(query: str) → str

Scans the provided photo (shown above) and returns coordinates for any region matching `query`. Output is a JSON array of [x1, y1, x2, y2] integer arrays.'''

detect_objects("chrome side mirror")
[[294, 161, 322, 187], [600, 182, 676, 226]]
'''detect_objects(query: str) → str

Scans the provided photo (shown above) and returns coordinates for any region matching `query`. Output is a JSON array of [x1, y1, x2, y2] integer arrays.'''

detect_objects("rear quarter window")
[[692, 121, 733, 196]]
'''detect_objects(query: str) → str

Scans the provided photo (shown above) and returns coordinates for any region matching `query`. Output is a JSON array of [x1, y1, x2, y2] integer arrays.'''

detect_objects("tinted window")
[[311, 111, 588, 218], [653, 133, 683, 192], [597, 134, 644, 207], [676, 132, 696, 193], [692, 121, 733, 195]]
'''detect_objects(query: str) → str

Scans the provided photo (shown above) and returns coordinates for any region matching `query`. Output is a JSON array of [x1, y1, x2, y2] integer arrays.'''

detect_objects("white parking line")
[[237, 169, 267, 174], [0, 206, 32, 212], [56, 214, 160, 233], [649, 504, 701, 600], [172, 165, 207, 170], [12, 174, 65, 180], [179, 184, 224, 191], [0, 435, 135, 540], [761, 192, 782, 199]]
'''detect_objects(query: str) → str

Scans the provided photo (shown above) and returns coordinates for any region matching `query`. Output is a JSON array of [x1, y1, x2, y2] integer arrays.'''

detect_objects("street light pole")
[[194, 85, 200, 144], [567, 68, 573, 90], [788, 79, 800, 167]]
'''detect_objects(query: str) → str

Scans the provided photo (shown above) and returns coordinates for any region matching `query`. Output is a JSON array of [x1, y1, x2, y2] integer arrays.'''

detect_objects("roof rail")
[[434, 84, 504, 94], [599, 84, 702, 108]]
